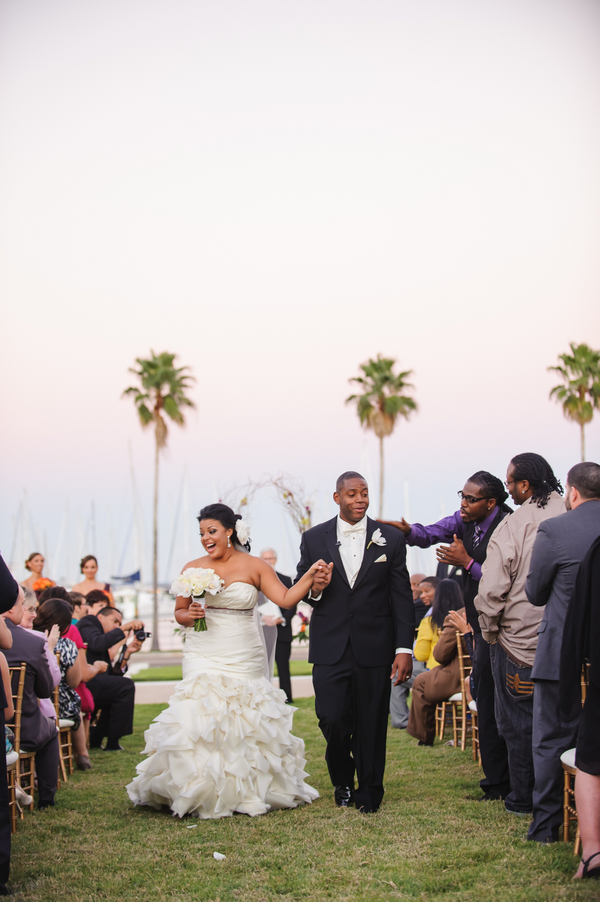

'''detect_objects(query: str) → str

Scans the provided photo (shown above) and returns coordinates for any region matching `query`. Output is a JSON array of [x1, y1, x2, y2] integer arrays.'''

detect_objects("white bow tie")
[[340, 521, 366, 538]]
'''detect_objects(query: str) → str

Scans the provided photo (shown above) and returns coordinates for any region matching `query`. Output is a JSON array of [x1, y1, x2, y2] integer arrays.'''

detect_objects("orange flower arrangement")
[[32, 578, 54, 594]]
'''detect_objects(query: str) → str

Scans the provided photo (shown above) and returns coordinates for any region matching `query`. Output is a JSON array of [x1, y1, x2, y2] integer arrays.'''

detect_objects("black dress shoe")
[[418, 740, 434, 747], [0, 883, 8, 895], [103, 742, 125, 751], [38, 799, 55, 811], [478, 792, 506, 802], [334, 785, 354, 807]]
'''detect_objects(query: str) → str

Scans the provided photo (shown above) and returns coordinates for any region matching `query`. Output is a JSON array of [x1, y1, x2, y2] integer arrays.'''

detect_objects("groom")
[[295, 471, 414, 812]]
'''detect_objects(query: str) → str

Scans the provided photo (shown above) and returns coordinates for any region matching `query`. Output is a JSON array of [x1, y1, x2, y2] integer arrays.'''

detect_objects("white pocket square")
[[374, 554, 387, 563]]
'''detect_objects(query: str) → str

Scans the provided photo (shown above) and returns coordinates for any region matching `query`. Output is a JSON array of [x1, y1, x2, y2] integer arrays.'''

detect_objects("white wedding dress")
[[126, 582, 319, 819]]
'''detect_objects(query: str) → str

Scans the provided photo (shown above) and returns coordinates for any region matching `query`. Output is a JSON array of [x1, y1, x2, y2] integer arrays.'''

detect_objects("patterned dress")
[[56, 636, 82, 729]]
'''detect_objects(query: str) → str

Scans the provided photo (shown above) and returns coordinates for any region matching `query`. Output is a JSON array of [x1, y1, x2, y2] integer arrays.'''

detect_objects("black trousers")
[[88, 674, 135, 743], [472, 635, 510, 797], [22, 731, 60, 804], [529, 679, 580, 842], [0, 712, 9, 887], [275, 641, 293, 702], [312, 641, 391, 812]]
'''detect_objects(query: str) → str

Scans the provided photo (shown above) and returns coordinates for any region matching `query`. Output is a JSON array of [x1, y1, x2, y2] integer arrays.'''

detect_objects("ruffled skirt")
[[126, 614, 318, 819]]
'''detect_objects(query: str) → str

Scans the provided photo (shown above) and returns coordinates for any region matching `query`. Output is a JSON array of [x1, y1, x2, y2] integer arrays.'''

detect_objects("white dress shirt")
[[311, 515, 411, 657]]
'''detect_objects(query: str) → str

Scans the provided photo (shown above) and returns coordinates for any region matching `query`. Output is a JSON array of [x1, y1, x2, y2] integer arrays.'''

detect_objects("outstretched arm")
[[259, 558, 332, 608]]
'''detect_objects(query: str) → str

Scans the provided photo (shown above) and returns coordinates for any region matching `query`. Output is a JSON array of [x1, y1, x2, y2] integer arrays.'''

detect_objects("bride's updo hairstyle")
[[197, 503, 251, 551]]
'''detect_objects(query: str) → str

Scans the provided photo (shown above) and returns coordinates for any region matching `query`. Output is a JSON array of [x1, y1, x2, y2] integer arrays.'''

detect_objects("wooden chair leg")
[[563, 769, 571, 842]]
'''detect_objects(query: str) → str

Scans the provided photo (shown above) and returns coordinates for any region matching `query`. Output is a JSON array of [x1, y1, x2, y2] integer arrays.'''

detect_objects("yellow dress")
[[414, 615, 441, 669]]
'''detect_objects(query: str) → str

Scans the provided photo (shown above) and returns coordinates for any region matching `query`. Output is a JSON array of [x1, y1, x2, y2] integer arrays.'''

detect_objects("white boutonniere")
[[367, 528, 387, 550]]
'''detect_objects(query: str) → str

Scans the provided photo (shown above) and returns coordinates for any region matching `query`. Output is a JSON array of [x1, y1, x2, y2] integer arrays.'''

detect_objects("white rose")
[[170, 567, 224, 598], [235, 519, 251, 545]]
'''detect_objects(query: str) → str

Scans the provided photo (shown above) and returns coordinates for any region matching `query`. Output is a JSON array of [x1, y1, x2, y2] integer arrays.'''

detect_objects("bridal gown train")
[[126, 582, 319, 819]]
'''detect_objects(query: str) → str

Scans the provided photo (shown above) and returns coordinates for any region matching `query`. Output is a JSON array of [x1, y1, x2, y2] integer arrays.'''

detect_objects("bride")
[[127, 503, 327, 819]]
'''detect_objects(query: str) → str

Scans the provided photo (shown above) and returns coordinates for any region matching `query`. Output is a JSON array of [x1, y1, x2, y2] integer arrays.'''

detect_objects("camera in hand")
[[134, 629, 151, 642]]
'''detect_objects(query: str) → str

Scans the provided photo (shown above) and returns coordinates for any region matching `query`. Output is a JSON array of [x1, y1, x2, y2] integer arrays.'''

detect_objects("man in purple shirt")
[[382, 470, 513, 802]]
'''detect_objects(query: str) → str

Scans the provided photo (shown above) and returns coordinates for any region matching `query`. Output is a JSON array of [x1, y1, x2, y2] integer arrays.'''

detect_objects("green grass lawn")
[[10, 700, 596, 901], [132, 660, 313, 682]]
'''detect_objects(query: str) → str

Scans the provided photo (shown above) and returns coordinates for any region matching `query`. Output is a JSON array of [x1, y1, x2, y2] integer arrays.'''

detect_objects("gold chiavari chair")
[[560, 662, 589, 854], [7, 664, 35, 814], [54, 653, 75, 784]]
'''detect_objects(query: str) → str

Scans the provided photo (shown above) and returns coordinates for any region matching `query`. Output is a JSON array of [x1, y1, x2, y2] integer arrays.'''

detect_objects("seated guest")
[[77, 607, 144, 751], [2, 588, 60, 810], [85, 590, 114, 618], [411, 573, 429, 629], [560, 535, 600, 880], [32, 600, 86, 765], [34, 590, 107, 768], [19, 588, 61, 724], [0, 554, 18, 896], [391, 572, 427, 729], [413, 577, 443, 670], [407, 580, 468, 746], [68, 592, 89, 623]]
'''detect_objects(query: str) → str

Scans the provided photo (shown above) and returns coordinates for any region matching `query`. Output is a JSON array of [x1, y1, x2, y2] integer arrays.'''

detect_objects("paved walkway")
[[134, 674, 315, 704]]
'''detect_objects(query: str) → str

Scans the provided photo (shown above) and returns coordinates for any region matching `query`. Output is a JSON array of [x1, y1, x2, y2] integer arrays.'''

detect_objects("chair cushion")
[[5, 751, 18, 767], [468, 700, 478, 713], [448, 692, 462, 702], [59, 719, 75, 729], [560, 748, 576, 769]]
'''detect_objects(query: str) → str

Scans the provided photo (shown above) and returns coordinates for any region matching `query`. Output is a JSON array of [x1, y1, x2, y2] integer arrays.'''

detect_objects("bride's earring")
[[227, 536, 231, 548]]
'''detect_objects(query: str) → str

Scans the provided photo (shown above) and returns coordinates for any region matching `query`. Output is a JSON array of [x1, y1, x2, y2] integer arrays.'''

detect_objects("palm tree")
[[123, 351, 196, 651], [548, 342, 600, 461], [346, 355, 417, 517]]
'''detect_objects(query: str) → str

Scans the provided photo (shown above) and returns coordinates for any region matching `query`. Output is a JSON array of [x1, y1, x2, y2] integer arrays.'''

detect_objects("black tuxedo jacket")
[[295, 516, 414, 667], [275, 572, 296, 643], [77, 615, 127, 674]]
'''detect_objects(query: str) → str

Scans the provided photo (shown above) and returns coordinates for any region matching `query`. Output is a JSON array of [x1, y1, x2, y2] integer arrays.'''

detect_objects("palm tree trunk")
[[379, 435, 384, 519], [151, 429, 160, 651], [581, 422, 586, 462]]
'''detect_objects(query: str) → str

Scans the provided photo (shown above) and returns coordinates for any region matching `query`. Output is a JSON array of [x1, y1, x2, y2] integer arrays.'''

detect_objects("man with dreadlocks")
[[381, 470, 513, 802], [475, 452, 565, 817]]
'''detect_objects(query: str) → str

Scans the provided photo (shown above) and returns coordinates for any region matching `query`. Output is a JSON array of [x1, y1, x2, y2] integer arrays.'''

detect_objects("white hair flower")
[[235, 519, 251, 545]]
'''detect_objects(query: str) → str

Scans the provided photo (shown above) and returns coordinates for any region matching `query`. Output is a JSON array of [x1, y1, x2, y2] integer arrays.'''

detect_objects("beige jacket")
[[474, 492, 566, 666]]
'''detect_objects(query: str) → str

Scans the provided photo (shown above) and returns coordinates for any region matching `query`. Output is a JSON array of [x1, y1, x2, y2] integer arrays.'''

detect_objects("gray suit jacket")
[[4, 619, 56, 751], [526, 499, 600, 680]]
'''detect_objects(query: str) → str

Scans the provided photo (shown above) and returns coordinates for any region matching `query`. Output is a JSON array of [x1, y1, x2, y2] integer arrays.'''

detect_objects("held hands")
[[378, 518, 411, 535], [391, 653, 412, 686], [436, 534, 472, 568], [309, 560, 333, 595], [93, 660, 109, 675]]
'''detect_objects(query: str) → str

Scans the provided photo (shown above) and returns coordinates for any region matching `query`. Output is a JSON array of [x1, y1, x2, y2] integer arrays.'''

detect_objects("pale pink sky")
[[1, 0, 599, 581]]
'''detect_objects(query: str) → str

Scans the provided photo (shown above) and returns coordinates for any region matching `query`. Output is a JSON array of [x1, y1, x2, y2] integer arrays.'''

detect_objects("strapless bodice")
[[208, 581, 258, 611]]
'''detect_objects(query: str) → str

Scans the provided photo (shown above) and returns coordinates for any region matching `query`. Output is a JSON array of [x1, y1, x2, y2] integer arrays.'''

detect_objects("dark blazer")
[[0, 553, 18, 613], [77, 615, 126, 673], [295, 516, 414, 667], [275, 572, 296, 643], [526, 499, 600, 681], [560, 534, 600, 718], [4, 620, 56, 751]]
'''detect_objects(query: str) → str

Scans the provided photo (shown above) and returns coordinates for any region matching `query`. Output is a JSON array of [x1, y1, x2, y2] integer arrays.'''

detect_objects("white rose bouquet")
[[170, 567, 225, 632]]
